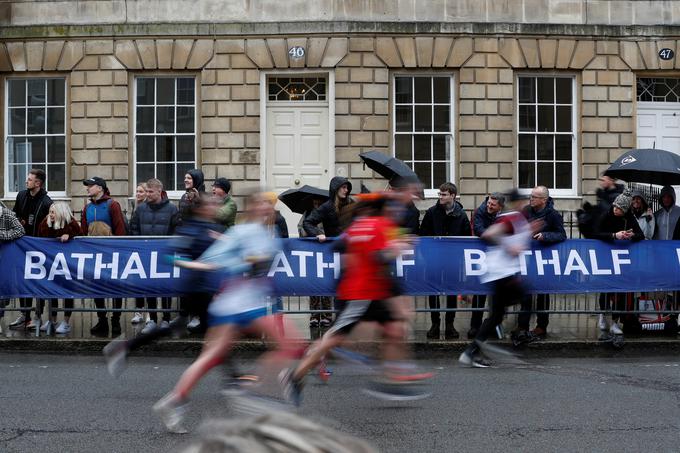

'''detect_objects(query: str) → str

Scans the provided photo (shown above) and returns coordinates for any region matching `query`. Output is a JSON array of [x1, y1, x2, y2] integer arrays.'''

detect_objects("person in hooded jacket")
[[131, 178, 180, 334], [303, 176, 353, 241], [419, 182, 471, 340], [653, 185, 680, 240], [630, 190, 655, 240], [515, 186, 566, 341], [591, 192, 644, 336], [9, 169, 53, 329], [179, 169, 205, 221]]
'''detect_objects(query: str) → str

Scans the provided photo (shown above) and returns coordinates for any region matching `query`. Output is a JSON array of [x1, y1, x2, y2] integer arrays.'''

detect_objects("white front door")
[[637, 102, 680, 152]]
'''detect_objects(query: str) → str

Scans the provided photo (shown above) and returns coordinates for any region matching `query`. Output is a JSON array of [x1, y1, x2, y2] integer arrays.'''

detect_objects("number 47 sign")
[[659, 48, 675, 61]]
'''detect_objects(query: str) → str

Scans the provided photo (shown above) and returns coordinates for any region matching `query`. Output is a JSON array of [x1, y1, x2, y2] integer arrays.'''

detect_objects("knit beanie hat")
[[613, 191, 632, 212], [213, 177, 231, 194]]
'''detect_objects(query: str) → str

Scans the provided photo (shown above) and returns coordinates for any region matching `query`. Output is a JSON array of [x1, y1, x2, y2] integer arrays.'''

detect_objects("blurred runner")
[[283, 192, 432, 404], [151, 191, 297, 433]]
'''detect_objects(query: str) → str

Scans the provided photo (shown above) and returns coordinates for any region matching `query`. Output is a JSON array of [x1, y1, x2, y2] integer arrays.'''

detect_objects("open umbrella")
[[604, 148, 680, 186], [359, 151, 420, 182], [278, 185, 329, 214]]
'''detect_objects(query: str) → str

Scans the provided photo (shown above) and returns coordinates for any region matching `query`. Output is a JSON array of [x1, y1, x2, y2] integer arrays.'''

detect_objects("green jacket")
[[216, 195, 237, 229]]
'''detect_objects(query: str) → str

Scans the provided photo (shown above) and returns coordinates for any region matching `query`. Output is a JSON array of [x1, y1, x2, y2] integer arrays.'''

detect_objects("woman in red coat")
[[37, 202, 82, 334]]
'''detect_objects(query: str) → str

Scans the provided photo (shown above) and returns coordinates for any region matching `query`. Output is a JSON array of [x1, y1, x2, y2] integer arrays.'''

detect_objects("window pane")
[[176, 136, 195, 161], [556, 106, 572, 132], [413, 161, 431, 188], [157, 78, 175, 105], [433, 162, 449, 187], [136, 136, 155, 162], [414, 105, 432, 132], [414, 77, 431, 103], [518, 134, 535, 160], [27, 79, 45, 106], [555, 135, 572, 161], [9, 137, 27, 163], [137, 78, 155, 105], [10, 164, 29, 192], [157, 135, 174, 161], [395, 106, 412, 131], [556, 162, 572, 189], [518, 162, 534, 188], [414, 135, 431, 160], [537, 135, 553, 160], [177, 78, 195, 105], [537, 105, 554, 132], [47, 108, 64, 134], [47, 164, 65, 192], [433, 77, 450, 103], [537, 162, 554, 188], [433, 105, 450, 132], [537, 78, 554, 103], [395, 135, 411, 160], [27, 108, 46, 134], [395, 77, 412, 103], [136, 107, 154, 133], [556, 78, 572, 104], [27, 136, 46, 162], [176, 163, 195, 191], [519, 105, 535, 131], [47, 79, 65, 106], [47, 136, 65, 162], [433, 135, 449, 160], [156, 107, 175, 133], [176, 107, 194, 133], [519, 77, 535, 103], [136, 164, 155, 185], [9, 108, 26, 135], [8, 80, 26, 107], [156, 163, 175, 189]]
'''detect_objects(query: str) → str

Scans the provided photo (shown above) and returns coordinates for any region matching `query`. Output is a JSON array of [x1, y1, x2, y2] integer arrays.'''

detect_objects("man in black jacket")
[[419, 182, 471, 339], [10, 169, 53, 329], [515, 186, 567, 341]]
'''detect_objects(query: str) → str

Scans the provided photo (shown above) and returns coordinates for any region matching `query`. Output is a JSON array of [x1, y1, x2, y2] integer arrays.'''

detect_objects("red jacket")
[[37, 218, 82, 239]]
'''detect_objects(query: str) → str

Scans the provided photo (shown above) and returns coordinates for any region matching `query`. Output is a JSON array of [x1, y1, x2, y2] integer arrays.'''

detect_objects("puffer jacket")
[[522, 197, 566, 243], [130, 198, 179, 236], [419, 200, 471, 237], [303, 176, 353, 238]]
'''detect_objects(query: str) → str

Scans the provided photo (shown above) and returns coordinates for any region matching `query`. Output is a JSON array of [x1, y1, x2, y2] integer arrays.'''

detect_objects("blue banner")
[[0, 236, 675, 298]]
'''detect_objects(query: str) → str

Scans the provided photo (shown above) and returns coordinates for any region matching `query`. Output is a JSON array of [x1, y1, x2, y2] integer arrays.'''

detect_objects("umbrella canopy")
[[278, 185, 329, 214], [604, 148, 680, 186], [359, 151, 420, 182]]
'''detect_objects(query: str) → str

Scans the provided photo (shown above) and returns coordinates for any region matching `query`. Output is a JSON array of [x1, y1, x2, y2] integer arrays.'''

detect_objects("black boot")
[[90, 318, 109, 336], [444, 323, 459, 339], [111, 317, 121, 336], [426, 324, 440, 339]]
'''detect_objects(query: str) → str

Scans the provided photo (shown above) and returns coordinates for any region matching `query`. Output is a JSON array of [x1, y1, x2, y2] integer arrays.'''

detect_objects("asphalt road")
[[1, 352, 680, 452]]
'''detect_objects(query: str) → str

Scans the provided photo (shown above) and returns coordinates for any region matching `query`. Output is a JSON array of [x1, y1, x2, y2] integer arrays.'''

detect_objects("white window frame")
[[391, 73, 455, 199], [4, 77, 68, 198], [132, 75, 197, 198], [516, 74, 578, 197]]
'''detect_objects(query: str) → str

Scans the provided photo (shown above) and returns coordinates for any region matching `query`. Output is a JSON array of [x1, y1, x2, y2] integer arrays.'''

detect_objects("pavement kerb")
[[3, 337, 680, 358]]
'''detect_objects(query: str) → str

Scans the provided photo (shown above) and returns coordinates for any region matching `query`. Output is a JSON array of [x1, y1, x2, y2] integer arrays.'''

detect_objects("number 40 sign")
[[289, 46, 305, 59]]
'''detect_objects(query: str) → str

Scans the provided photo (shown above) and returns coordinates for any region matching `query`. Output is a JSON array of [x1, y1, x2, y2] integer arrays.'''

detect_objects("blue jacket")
[[522, 197, 567, 243], [472, 197, 497, 237]]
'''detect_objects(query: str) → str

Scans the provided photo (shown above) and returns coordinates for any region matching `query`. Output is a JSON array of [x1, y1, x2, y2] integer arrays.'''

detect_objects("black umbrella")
[[359, 151, 420, 182], [605, 148, 680, 186], [278, 185, 329, 214]]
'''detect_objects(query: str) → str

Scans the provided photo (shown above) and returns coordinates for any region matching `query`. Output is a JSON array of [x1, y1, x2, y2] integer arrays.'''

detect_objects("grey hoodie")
[[653, 185, 680, 240]]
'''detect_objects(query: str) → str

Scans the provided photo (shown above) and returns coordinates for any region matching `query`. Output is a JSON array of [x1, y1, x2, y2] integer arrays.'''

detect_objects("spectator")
[[419, 182, 471, 340], [389, 175, 422, 234], [213, 177, 237, 229], [469, 192, 505, 338], [178, 169, 205, 221], [130, 178, 180, 334], [9, 168, 53, 330], [516, 186, 566, 341], [130, 182, 147, 325], [0, 202, 24, 334], [630, 190, 655, 240], [591, 191, 644, 335], [82, 176, 127, 336], [36, 202, 82, 334], [596, 174, 624, 212], [653, 185, 680, 240], [303, 176, 353, 241]]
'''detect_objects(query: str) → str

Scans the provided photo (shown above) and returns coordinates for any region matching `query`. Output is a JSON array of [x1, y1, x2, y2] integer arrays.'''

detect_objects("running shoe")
[[279, 368, 303, 407], [103, 335, 129, 378], [130, 312, 144, 324], [362, 379, 432, 401], [55, 321, 71, 334], [220, 374, 260, 396], [458, 350, 491, 368], [159, 320, 170, 329], [597, 314, 608, 331], [9, 315, 26, 329], [531, 327, 547, 339], [317, 362, 333, 382], [39, 320, 53, 332], [26, 317, 40, 329], [320, 318, 332, 328], [610, 322, 623, 335], [186, 317, 201, 329], [153, 392, 188, 434], [141, 320, 157, 335]]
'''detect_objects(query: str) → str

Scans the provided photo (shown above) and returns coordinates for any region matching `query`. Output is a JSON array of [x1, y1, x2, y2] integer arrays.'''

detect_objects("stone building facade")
[[1, 0, 680, 229]]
